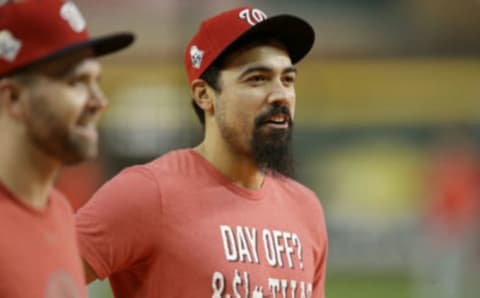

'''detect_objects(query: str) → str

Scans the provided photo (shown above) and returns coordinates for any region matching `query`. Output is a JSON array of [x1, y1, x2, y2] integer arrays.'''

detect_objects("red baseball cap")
[[184, 6, 315, 85], [0, 0, 134, 77]]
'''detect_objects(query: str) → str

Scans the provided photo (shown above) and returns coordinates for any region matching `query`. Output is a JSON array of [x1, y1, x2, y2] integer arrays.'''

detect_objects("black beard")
[[251, 105, 295, 178]]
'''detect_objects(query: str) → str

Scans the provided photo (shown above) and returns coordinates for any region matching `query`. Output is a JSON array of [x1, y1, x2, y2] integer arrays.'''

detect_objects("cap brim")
[[44, 32, 135, 60], [83, 32, 135, 57], [224, 15, 315, 64], [6, 32, 134, 76]]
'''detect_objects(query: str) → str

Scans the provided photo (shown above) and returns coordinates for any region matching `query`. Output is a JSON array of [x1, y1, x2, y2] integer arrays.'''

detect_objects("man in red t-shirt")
[[77, 6, 328, 298], [412, 128, 480, 298], [0, 1, 134, 297]]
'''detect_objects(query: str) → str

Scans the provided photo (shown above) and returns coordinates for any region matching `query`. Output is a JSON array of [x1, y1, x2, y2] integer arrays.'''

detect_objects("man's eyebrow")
[[284, 66, 297, 74], [238, 65, 297, 79], [238, 66, 272, 79]]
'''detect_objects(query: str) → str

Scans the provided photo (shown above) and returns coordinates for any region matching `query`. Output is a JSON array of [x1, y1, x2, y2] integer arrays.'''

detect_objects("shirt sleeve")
[[312, 201, 328, 298], [312, 233, 327, 298], [75, 166, 161, 280]]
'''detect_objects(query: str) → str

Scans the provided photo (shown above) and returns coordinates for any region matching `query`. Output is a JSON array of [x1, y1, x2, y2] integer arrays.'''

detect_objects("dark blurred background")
[[56, 1, 480, 297]]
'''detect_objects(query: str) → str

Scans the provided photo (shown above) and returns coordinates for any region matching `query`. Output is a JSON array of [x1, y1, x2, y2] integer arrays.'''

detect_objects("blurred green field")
[[326, 272, 412, 298]]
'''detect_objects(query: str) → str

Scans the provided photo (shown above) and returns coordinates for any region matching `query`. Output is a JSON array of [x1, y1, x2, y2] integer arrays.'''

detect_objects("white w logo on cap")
[[238, 8, 267, 26]]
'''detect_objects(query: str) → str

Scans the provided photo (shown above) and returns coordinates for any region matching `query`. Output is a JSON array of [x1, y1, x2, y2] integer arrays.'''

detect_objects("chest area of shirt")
[[157, 216, 316, 297], [0, 222, 84, 297], [1, 225, 81, 270], [0, 207, 80, 269]]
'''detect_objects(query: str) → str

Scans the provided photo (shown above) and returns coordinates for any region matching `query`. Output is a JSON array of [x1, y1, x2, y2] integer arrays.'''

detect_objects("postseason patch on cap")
[[60, 1, 86, 33], [0, 30, 21, 62], [190, 45, 204, 69]]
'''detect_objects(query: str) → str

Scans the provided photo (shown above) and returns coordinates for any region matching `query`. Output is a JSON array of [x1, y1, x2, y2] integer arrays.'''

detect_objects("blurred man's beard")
[[26, 98, 97, 165], [251, 106, 295, 178], [28, 121, 97, 165]]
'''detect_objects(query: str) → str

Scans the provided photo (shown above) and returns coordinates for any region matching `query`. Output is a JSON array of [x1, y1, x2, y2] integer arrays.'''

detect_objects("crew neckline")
[[187, 149, 269, 201], [0, 181, 53, 216]]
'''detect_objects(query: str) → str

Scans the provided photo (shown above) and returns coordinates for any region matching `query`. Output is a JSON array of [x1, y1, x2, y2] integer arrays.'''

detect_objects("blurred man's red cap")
[[184, 6, 315, 86], [0, 0, 134, 77]]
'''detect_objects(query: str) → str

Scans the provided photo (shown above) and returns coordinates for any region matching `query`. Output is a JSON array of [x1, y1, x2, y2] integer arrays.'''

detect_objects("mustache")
[[254, 105, 292, 127]]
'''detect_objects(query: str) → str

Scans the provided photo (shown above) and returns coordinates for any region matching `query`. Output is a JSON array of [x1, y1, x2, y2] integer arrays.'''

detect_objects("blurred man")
[[412, 126, 480, 298], [76, 6, 327, 298], [0, 0, 134, 297]]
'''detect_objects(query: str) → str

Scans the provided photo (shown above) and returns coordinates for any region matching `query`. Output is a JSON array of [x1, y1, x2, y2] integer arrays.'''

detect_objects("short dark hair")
[[191, 58, 223, 126]]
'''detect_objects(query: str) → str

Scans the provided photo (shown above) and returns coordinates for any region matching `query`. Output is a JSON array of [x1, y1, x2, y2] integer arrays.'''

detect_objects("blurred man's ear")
[[191, 79, 215, 115], [0, 78, 26, 120]]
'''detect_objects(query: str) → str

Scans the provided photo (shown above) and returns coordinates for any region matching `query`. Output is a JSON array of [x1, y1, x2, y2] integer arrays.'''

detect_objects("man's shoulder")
[[269, 175, 324, 210], [115, 148, 199, 183], [50, 188, 75, 213], [270, 175, 317, 197], [137, 148, 198, 176]]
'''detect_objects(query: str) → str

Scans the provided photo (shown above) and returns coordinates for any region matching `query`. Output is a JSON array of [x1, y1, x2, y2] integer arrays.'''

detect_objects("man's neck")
[[194, 140, 265, 190], [0, 135, 59, 210]]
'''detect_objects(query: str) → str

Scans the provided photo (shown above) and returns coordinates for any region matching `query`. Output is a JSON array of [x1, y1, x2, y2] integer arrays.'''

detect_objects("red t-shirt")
[[426, 150, 480, 235], [0, 183, 87, 298], [76, 149, 328, 298]]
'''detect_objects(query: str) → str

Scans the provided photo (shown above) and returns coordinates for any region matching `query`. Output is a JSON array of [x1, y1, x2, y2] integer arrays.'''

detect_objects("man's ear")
[[0, 79, 26, 120], [191, 79, 216, 115]]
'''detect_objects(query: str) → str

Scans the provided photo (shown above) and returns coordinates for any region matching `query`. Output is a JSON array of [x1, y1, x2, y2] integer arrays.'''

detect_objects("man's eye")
[[67, 76, 85, 86], [68, 79, 80, 86], [283, 75, 296, 84], [67, 74, 98, 87], [247, 75, 266, 82]]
